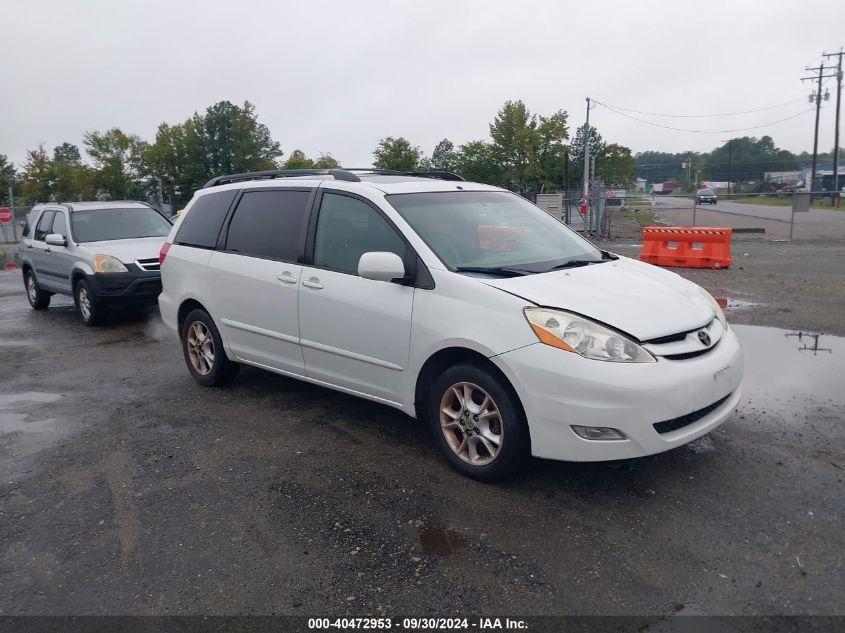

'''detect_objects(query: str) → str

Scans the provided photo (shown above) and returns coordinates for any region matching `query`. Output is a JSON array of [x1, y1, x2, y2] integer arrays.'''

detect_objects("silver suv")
[[19, 201, 172, 325]]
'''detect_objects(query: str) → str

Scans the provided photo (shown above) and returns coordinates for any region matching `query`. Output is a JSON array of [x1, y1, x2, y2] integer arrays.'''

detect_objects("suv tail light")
[[159, 242, 171, 264]]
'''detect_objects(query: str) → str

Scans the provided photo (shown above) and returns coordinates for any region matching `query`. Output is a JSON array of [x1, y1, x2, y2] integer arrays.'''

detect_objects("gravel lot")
[[0, 230, 843, 624]]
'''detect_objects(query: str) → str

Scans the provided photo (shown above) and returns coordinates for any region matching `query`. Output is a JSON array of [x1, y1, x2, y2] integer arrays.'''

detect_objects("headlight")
[[524, 308, 655, 363], [695, 285, 727, 330], [93, 254, 128, 273]]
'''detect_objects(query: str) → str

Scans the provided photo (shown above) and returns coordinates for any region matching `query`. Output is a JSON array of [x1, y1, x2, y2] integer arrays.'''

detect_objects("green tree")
[[146, 101, 283, 205], [283, 149, 314, 169], [488, 100, 568, 192], [430, 139, 457, 172], [372, 137, 422, 170], [83, 128, 148, 199], [452, 141, 504, 185], [313, 153, 340, 169], [53, 142, 81, 164], [597, 143, 636, 188], [0, 154, 16, 204], [19, 145, 52, 203], [569, 125, 606, 184], [198, 100, 282, 177]]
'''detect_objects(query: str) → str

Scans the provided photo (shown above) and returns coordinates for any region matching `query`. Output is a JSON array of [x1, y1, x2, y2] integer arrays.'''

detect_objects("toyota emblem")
[[698, 330, 711, 346]]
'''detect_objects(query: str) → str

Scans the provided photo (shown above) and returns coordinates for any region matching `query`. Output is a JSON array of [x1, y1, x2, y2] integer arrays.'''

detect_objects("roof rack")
[[203, 168, 466, 189], [203, 169, 361, 188]]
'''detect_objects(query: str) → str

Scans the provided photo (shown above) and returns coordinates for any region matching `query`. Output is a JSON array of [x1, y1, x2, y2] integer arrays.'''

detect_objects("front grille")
[[653, 393, 732, 434], [136, 258, 161, 272]]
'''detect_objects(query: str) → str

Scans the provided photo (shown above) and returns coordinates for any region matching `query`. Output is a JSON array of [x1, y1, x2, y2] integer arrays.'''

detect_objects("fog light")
[[571, 425, 626, 440]]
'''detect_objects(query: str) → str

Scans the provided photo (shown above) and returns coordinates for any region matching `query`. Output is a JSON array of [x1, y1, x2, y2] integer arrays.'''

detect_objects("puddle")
[[403, 524, 467, 557], [732, 325, 845, 407], [716, 297, 759, 310], [0, 412, 59, 434], [0, 392, 63, 407]]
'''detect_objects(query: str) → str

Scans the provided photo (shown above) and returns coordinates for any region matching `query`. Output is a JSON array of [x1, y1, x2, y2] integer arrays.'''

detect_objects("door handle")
[[276, 273, 297, 284], [44, 248, 51, 254], [26, 244, 33, 249], [301, 278, 324, 290]]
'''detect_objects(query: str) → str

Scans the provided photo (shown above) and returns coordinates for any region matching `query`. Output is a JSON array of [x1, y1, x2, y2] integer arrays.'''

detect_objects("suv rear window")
[[175, 190, 238, 249], [225, 190, 311, 261]]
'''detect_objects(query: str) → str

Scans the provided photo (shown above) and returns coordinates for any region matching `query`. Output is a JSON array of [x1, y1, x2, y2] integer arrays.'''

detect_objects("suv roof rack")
[[203, 169, 361, 188], [203, 168, 466, 189]]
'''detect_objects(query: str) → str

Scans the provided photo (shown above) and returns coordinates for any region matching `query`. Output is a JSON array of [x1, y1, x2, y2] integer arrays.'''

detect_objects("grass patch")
[[622, 208, 665, 226]]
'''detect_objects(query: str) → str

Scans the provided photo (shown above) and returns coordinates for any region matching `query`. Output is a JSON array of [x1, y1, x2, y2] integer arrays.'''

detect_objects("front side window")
[[387, 191, 602, 273], [71, 208, 172, 243], [313, 193, 406, 275], [34, 211, 55, 241], [51, 212, 68, 239], [225, 190, 311, 261]]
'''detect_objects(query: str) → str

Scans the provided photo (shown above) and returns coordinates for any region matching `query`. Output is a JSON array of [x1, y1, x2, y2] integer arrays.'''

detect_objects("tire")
[[181, 308, 240, 387], [427, 363, 529, 482], [75, 278, 103, 326], [24, 270, 51, 310]]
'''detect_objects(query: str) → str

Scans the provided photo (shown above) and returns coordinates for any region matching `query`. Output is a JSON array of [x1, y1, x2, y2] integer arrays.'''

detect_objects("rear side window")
[[34, 211, 55, 241], [175, 190, 237, 248], [225, 190, 311, 261]]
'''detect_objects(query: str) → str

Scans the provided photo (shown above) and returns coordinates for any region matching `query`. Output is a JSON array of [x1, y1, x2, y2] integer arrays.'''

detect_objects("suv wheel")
[[428, 363, 529, 482], [75, 278, 102, 326], [181, 309, 240, 386], [25, 270, 51, 310]]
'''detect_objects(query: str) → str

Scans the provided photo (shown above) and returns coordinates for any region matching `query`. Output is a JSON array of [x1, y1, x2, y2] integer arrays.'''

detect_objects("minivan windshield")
[[71, 208, 172, 243], [387, 191, 604, 274]]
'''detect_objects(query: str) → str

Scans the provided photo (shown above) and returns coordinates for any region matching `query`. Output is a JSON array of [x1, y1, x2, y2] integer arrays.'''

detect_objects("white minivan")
[[159, 169, 743, 481]]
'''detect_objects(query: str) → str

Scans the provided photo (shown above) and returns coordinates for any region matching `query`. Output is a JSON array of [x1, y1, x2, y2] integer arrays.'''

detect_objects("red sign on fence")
[[0, 208, 13, 224]]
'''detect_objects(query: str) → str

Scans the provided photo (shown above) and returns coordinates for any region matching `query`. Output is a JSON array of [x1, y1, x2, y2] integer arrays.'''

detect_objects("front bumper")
[[493, 328, 743, 461], [88, 270, 162, 308]]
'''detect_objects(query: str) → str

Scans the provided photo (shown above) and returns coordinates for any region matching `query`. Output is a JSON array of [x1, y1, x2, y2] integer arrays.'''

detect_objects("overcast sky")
[[3, 0, 844, 168]]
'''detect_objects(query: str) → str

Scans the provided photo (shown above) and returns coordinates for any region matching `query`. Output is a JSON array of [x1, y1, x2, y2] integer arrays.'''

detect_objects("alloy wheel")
[[439, 382, 503, 466], [186, 321, 215, 376]]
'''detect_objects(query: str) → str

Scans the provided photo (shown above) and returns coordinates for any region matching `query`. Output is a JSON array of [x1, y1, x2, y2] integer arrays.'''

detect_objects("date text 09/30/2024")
[[307, 618, 528, 630]]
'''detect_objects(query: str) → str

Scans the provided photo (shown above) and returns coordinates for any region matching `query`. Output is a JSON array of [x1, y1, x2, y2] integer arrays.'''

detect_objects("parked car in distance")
[[19, 201, 172, 325], [159, 169, 743, 481], [696, 189, 718, 204]]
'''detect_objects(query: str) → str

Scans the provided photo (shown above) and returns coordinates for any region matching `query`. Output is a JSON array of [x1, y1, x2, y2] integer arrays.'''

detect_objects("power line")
[[592, 100, 813, 134], [593, 97, 807, 118]]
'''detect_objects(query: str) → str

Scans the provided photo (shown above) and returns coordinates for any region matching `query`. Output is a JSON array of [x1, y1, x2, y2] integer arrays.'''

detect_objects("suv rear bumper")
[[88, 271, 162, 308]]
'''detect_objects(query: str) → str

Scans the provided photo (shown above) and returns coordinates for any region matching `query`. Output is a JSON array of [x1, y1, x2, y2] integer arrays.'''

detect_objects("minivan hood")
[[479, 256, 714, 341], [81, 236, 166, 263]]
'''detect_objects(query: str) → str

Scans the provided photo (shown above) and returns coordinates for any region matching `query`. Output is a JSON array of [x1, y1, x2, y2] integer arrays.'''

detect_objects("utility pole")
[[823, 49, 844, 202], [582, 98, 591, 200], [802, 64, 835, 193], [582, 97, 591, 236], [727, 140, 733, 194]]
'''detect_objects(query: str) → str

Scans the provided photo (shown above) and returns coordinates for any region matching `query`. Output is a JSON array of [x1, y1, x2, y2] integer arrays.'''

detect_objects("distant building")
[[635, 178, 647, 192]]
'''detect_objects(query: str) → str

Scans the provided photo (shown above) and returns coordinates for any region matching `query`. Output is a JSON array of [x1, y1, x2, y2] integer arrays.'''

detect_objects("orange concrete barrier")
[[640, 226, 733, 269]]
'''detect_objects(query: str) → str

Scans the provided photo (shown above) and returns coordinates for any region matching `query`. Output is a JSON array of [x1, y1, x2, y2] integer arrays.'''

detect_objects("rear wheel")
[[428, 363, 529, 482], [25, 270, 51, 310], [181, 309, 240, 386]]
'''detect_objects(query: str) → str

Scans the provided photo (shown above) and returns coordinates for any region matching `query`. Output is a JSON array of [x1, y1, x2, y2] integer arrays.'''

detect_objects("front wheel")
[[25, 270, 51, 310], [428, 363, 529, 482], [75, 278, 102, 326], [181, 309, 240, 386]]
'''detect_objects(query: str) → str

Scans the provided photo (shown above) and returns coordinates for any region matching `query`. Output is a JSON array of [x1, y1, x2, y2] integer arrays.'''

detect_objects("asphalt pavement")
[[647, 197, 845, 241], [0, 268, 843, 621]]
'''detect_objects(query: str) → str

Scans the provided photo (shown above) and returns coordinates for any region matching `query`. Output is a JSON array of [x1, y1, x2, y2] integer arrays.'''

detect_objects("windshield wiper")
[[544, 251, 618, 272], [454, 266, 533, 277]]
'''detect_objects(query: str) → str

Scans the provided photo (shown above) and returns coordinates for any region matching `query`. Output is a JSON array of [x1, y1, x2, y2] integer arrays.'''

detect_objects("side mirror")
[[358, 252, 405, 282], [45, 234, 67, 247]]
